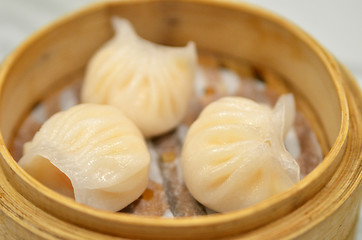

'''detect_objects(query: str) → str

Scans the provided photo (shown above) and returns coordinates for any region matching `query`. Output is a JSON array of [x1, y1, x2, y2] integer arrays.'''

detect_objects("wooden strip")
[[154, 130, 206, 217]]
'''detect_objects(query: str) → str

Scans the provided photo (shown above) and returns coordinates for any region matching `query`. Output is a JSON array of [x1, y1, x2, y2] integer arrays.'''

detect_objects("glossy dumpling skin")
[[181, 94, 300, 212], [18, 104, 150, 212], [81, 17, 197, 138]]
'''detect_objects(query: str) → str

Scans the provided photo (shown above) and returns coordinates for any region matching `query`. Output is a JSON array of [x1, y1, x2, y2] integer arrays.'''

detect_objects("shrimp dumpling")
[[81, 17, 197, 138], [181, 94, 300, 212], [18, 104, 150, 212]]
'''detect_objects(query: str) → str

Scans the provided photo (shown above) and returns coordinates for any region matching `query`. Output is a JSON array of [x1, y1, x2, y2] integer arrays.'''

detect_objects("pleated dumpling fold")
[[81, 17, 197, 138], [18, 104, 150, 212], [181, 94, 300, 212]]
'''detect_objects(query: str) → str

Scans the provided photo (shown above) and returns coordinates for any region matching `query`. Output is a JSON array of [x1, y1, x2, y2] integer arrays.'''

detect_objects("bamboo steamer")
[[0, 0, 360, 239]]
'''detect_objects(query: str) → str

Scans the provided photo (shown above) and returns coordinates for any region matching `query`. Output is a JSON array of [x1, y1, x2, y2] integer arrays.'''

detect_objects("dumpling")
[[18, 103, 150, 212], [81, 17, 197, 138], [181, 94, 300, 212]]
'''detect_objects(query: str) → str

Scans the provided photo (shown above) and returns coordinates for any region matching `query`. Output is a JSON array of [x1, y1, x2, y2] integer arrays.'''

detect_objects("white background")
[[0, 0, 361, 238]]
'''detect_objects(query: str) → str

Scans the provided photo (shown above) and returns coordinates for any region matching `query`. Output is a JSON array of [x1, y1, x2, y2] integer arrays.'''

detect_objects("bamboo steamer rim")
[[0, 0, 350, 235]]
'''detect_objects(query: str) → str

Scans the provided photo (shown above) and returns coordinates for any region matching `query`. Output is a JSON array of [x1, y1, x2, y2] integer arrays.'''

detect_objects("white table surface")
[[1, 0, 361, 239]]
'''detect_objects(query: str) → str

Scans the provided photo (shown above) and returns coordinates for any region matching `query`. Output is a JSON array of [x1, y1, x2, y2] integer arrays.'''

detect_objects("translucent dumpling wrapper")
[[181, 94, 300, 212], [18, 104, 150, 212], [81, 17, 197, 138]]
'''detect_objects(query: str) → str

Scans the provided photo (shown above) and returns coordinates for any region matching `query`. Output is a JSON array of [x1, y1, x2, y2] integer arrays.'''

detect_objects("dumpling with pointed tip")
[[81, 17, 197, 138], [18, 103, 150, 212], [181, 94, 300, 212]]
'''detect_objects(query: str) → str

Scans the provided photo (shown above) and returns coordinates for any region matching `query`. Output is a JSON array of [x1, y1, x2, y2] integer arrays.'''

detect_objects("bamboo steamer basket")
[[0, 0, 361, 239]]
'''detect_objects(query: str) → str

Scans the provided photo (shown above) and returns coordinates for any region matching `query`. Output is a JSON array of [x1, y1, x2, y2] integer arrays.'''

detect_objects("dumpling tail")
[[111, 17, 138, 40], [273, 94, 296, 138], [186, 41, 197, 59], [279, 151, 301, 183]]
